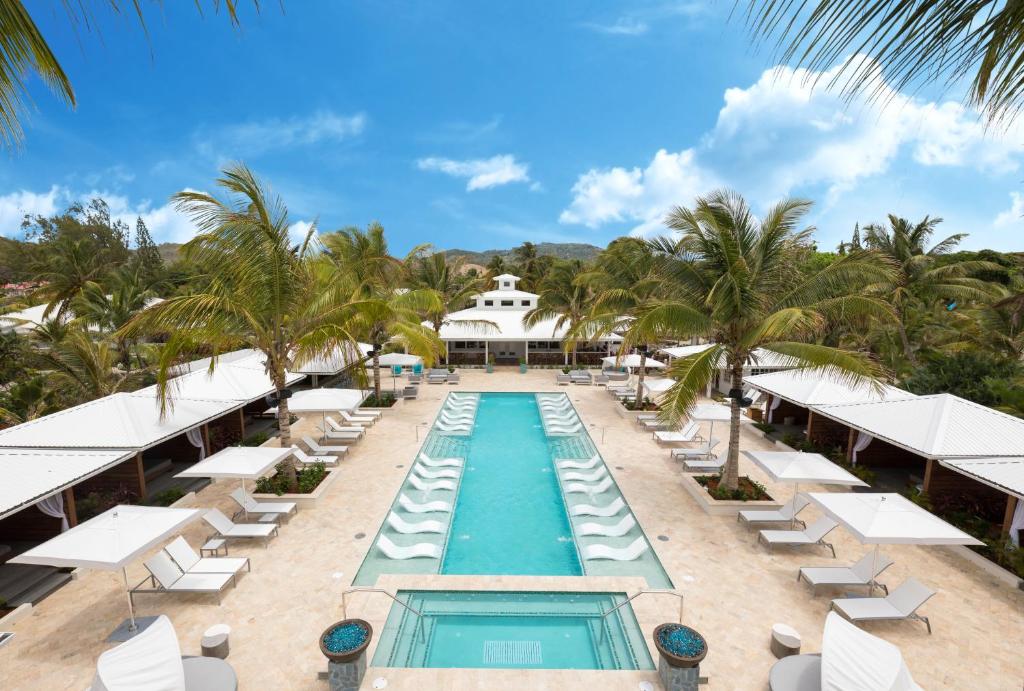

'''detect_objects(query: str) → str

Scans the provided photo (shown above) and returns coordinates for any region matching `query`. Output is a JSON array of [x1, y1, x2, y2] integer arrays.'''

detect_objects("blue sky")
[[4, 1, 1024, 253]]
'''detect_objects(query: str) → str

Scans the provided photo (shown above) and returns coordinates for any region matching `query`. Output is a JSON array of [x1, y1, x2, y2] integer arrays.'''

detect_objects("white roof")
[[822, 612, 920, 691], [741, 450, 867, 487], [283, 388, 366, 413], [806, 492, 983, 545], [376, 353, 423, 367], [641, 378, 675, 396], [939, 457, 1024, 500], [175, 446, 293, 480], [139, 361, 300, 404], [0, 303, 52, 332], [437, 308, 621, 341], [493, 273, 520, 282], [10, 504, 202, 570], [602, 354, 666, 369], [477, 288, 538, 300], [814, 393, 1024, 459], [659, 344, 800, 369], [745, 369, 915, 406], [293, 343, 371, 375], [0, 448, 135, 520]]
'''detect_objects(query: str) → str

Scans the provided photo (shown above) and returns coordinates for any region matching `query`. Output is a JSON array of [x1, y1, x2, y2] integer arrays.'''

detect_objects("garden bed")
[[680, 473, 781, 516], [252, 463, 340, 508], [361, 392, 398, 409]]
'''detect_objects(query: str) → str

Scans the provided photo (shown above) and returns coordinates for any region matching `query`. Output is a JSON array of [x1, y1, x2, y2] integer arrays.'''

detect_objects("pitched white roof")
[[659, 345, 800, 369], [814, 393, 1024, 459], [293, 343, 372, 375], [0, 448, 135, 520], [745, 369, 915, 406], [137, 361, 300, 403], [436, 308, 621, 341], [939, 457, 1024, 500]]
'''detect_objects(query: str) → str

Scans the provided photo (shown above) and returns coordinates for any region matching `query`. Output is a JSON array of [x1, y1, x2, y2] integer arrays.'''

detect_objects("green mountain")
[[443, 242, 603, 265]]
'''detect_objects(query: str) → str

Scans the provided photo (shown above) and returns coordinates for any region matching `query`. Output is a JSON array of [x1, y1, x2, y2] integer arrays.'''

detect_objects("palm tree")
[[0, 375, 62, 426], [740, 1, 1024, 124], [524, 259, 591, 366], [633, 190, 895, 491], [860, 215, 1002, 368], [39, 329, 138, 403], [71, 266, 159, 370], [121, 164, 368, 487], [406, 250, 497, 342], [31, 234, 110, 319]]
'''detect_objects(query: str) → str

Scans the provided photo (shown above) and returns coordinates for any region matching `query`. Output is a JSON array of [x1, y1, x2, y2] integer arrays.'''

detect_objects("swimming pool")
[[371, 590, 655, 670]]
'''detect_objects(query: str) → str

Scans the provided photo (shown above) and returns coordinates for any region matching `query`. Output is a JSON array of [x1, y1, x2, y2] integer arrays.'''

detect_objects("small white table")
[[201, 623, 231, 659], [200, 538, 227, 557], [770, 623, 801, 658]]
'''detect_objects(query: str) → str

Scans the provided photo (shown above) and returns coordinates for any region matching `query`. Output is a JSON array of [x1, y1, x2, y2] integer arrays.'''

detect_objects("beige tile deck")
[[2, 368, 1022, 690]]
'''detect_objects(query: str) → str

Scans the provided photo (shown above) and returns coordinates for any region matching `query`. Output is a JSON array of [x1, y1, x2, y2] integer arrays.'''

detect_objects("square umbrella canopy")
[[10, 505, 202, 637], [689, 402, 748, 442], [280, 388, 366, 413], [743, 450, 868, 526], [601, 354, 666, 369], [176, 446, 294, 518], [376, 353, 423, 367]]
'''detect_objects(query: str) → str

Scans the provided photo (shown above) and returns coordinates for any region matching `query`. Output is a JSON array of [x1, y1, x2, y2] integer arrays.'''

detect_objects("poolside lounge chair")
[[386, 511, 445, 534], [230, 488, 297, 520], [414, 463, 460, 480], [408, 373, 422, 384], [203, 508, 278, 546], [556, 374, 571, 385], [593, 373, 610, 385], [302, 436, 348, 456], [799, 551, 894, 594], [571, 497, 626, 517], [445, 401, 477, 411], [561, 467, 607, 482], [682, 452, 727, 473], [738, 495, 809, 528], [399, 494, 451, 513], [439, 413, 475, 425], [325, 416, 365, 436], [582, 536, 648, 561], [164, 536, 249, 576], [90, 615, 237, 691], [408, 474, 456, 492], [447, 372, 460, 384], [831, 578, 935, 634], [376, 534, 442, 560], [419, 452, 463, 467], [670, 438, 720, 461], [427, 369, 448, 384], [291, 447, 337, 466], [434, 421, 471, 434], [578, 514, 637, 537], [654, 423, 701, 445], [564, 476, 613, 495], [556, 453, 600, 470], [402, 385, 419, 399], [604, 371, 629, 382], [758, 517, 838, 557], [137, 552, 236, 604], [340, 409, 376, 426], [639, 418, 672, 431]]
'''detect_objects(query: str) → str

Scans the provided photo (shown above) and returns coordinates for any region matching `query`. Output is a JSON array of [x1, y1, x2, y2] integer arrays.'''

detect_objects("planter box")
[[680, 473, 781, 516], [252, 467, 341, 509], [361, 399, 401, 413], [615, 403, 657, 421]]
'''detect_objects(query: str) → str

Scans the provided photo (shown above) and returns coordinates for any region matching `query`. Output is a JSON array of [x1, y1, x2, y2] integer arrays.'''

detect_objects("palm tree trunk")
[[571, 343, 577, 367], [272, 367, 298, 488], [721, 360, 744, 492], [896, 318, 918, 367], [372, 352, 382, 399], [635, 352, 647, 404]]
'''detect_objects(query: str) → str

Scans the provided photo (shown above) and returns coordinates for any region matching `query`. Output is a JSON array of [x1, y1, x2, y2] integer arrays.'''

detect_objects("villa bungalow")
[[437, 274, 621, 365], [660, 345, 800, 396]]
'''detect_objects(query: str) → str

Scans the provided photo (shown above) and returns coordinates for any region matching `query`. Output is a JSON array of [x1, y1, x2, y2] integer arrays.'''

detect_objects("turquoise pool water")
[[371, 591, 654, 670], [442, 393, 581, 576]]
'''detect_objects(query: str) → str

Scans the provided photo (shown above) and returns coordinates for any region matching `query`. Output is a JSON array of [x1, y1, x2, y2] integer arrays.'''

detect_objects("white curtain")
[[37, 493, 69, 531], [851, 431, 873, 466], [766, 395, 783, 423], [1010, 498, 1024, 548], [185, 427, 206, 460]]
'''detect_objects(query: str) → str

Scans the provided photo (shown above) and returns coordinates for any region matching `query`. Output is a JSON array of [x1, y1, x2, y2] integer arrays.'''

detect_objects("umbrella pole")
[[791, 482, 799, 529], [241, 478, 248, 520], [870, 544, 879, 594], [123, 567, 137, 633]]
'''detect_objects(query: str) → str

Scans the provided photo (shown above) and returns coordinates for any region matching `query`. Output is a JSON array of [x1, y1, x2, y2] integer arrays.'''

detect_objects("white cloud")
[[994, 192, 1024, 228], [0, 186, 62, 235], [287, 220, 318, 247], [198, 110, 367, 157], [582, 17, 649, 36], [417, 154, 532, 191]]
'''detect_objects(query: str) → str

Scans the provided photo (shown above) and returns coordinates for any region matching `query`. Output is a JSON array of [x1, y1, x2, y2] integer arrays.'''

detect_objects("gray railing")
[[341, 587, 426, 644]]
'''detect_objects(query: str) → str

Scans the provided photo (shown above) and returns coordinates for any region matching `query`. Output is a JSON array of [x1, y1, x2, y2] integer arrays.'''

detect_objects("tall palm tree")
[[39, 329, 138, 403], [405, 250, 493, 334], [860, 215, 1002, 368], [31, 234, 110, 319], [741, 1, 1024, 124], [0, 374, 62, 426], [71, 266, 159, 370], [524, 259, 591, 366], [121, 164, 367, 487], [634, 190, 895, 491]]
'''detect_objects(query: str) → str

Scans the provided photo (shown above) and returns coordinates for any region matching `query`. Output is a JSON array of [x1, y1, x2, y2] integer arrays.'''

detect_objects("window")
[[521, 300, 531, 307], [503, 281, 511, 288], [454, 341, 465, 349], [501, 300, 514, 307], [484, 300, 493, 306]]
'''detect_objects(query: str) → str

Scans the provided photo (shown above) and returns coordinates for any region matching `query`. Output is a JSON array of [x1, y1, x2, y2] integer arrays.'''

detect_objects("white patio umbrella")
[[10, 505, 202, 640], [377, 353, 422, 367], [270, 387, 368, 431], [689, 402, 747, 445], [601, 354, 666, 370], [807, 492, 983, 592], [742, 450, 868, 526], [176, 446, 294, 517], [821, 611, 921, 690], [641, 377, 675, 399]]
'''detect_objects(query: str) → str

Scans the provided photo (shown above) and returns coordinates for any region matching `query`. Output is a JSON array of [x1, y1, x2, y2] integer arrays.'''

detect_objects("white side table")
[[770, 623, 801, 658], [201, 538, 227, 557], [201, 624, 231, 659]]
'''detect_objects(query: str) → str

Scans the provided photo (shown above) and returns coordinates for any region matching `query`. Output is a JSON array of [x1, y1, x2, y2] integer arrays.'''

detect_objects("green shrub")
[[240, 431, 270, 447], [147, 487, 185, 507], [363, 392, 396, 407], [753, 421, 776, 434]]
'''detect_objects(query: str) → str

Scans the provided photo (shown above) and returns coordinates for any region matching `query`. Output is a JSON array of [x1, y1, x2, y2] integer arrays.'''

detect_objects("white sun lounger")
[[583, 536, 648, 561], [164, 536, 249, 576], [758, 517, 838, 557], [682, 452, 728, 472], [571, 497, 626, 517], [830, 578, 935, 634], [738, 495, 809, 528], [291, 447, 337, 466], [408, 474, 456, 492], [399, 493, 451, 513], [546, 425, 584, 435], [414, 463, 460, 480], [578, 514, 637, 537], [654, 423, 701, 445], [556, 454, 601, 470], [355, 407, 383, 420], [203, 508, 278, 546], [340, 410, 376, 426], [434, 421, 471, 434], [376, 534, 442, 560], [564, 476, 613, 495], [670, 438, 721, 461], [386, 511, 445, 534], [302, 436, 348, 456], [325, 417, 366, 435], [799, 551, 894, 594], [229, 488, 297, 519], [561, 467, 607, 482], [137, 551, 236, 603], [419, 452, 463, 467]]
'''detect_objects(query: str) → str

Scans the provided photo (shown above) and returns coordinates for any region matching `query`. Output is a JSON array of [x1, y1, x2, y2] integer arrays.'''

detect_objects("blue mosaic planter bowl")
[[319, 618, 372, 663], [654, 623, 708, 668]]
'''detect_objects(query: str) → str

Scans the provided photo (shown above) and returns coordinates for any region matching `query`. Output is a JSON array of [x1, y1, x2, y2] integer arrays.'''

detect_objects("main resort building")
[[438, 274, 621, 365]]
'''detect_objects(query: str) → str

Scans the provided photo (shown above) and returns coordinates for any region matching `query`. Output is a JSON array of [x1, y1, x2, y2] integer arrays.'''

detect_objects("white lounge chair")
[[291, 447, 337, 466], [758, 517, 838, 557], [640, 418, 672, 431], [561, 467, 607, 482], [439, 413, 475, 424], [578, 514, 637, 537], [203, 508, 278, 546], [137, 551, 236, 603], [399, 493, 451, 513], [408, 474, 455, 492], [340, 409, 376, 426], [571, 497, 626, 517], [164, 536, 249, 576], [799, 551, 894, 594], [634, 413, 659, 424], [356, 407, 383, 420], [682, 452, 727, 472], [302, 436, 348, 456], [556, 454, 601, 470], [434, 421, 471, 434], [546, 425, 584, 436], [670, 438, 721, 461], [414, 463, 460, 480], [654, 423, 701, 445], [386, 511, 445, 534], [564, 476, 613, 495], [325, 416, 366, 435], [229, 488, 298, 520], [738, 495, 809, 528], [419, 452, 463, 468], [582, 536, 648, 561], [831, 578, 936, 634], [376, 534, 442, 560]]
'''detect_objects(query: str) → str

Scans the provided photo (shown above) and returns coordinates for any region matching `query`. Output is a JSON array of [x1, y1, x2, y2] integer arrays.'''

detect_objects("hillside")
[[443, 242, 603, 265]]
